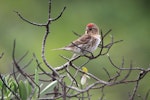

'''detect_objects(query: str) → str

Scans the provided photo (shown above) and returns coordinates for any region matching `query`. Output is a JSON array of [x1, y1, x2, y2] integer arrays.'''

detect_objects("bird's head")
[[86, 23, 99, 35]]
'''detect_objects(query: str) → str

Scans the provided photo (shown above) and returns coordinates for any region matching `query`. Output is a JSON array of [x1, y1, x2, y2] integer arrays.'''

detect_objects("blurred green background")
[[0, 0, 150, 99]]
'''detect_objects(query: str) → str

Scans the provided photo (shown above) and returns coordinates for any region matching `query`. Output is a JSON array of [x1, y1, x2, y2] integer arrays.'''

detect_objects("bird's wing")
[[67, 34, 91, 47]]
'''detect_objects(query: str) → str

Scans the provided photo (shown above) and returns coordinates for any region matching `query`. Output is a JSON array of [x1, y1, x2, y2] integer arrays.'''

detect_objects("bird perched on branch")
[[54, 23, 101, 58]]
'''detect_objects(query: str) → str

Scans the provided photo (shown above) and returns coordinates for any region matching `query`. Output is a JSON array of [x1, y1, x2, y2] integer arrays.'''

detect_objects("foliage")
[[0, 0, 150, 100]]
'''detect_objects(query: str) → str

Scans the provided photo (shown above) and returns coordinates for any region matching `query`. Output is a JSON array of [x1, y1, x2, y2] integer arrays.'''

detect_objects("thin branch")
[[48, 0, 52, 19], [12, 40, 41, 97], [12, 40, 27, 78], [12, 64, 19, 90], [41, 30, 59, 76], [102, 39, 123, 48], [10, 58, 33, 75], [14, 3, 67, 82], [70, 42, 94, 56], [87, 90, 91, 100], [55, 55, 80, 71], [70, 62, 109, 84], [129, 80, 140, 100], [16, 51, 29, 63], [65, 68, 78, 87], [145, 89, 150, 100], [120, 61, 132, 81], [66, 80, 108, 97], [61, 82, 66, 100], [13, 0, 150, 99], [103, 67, 111, 79], [72, 31, 81, 37], [103, 29, 112, 38], [14, 11, 45, 26], [33, 53, 54, 79], [51, 6, 66, 21], [107, 54, 145, 71], [99, 87, 105, 100], [40, 0, 66, 77]]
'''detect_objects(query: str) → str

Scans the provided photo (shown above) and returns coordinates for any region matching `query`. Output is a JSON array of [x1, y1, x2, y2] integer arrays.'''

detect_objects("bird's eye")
[[89, 28, 92, 31]]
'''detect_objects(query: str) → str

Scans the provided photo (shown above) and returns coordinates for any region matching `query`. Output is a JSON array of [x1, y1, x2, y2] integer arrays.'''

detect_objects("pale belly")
[[74, 35, 101, 55]]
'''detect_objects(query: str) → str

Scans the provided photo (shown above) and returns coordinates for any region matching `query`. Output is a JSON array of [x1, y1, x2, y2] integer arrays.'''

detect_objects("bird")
[[54, 23, 101, 58]]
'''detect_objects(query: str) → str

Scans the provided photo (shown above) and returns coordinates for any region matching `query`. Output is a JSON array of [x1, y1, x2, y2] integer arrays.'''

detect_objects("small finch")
[[55, 23, 101, 57]]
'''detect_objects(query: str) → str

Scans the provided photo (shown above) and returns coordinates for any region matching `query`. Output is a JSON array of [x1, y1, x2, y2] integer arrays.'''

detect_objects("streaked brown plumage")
[[55, 23, 101, 56]]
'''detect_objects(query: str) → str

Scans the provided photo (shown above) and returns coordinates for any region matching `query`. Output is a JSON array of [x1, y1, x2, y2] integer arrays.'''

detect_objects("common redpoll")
[[55, 23, 101, 56]]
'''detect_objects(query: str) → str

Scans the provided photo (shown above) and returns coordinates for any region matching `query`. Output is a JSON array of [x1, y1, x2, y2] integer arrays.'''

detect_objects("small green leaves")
[[31, 68, 39, 100], [34, 68, 39, 84], [18, 80, 33, 100], [40, 80, 58, 96], [19, 80, 27, 100], [25, 80, 32, 98], [0, 74, 33, 100]]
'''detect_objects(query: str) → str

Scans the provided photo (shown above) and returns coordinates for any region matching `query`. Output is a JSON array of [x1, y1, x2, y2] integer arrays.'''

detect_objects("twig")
[[72, 31, 81, 37], [62, 82, 67, 100], [145, 89, 150, 100], [107, 54, 145, 71], [55, 55, 80, 71], [51, 6, 66, 21], [103, 29, 112, 38], [14, 11, 45, 26], [12, 40, 41, 97], [13, 0, 150, 99], [103, 67, 111, 79], [17, 51, 29, 63], [70, 62, 109, 84], [41, 0, 66, 77], [129, 80, 140, 100], [65, 68, 78, 87]]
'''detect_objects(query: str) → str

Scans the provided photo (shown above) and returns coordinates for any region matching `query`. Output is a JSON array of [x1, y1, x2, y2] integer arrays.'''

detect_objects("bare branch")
[[12, 40, 41, 97], [41, 30, 59, 76], [72, 31, 81, 37], [129, 80, 140, 100], [103, 29, 112, 38], [11, 0, 150, 99], [107, 54, 145, 71], [70, 62, 109, 84], [55, 55, 80, 71], [103, 67, 111, 79], [14, 11, 45, 26], [51, 6, 66, 21], [145, 89, 150, 100]]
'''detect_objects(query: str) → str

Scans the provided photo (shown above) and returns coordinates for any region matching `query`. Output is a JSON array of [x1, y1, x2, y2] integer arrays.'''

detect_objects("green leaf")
[[40, 80, 58, 96], [34, 68, 39, 84], [19, 80, 27, 100], [0, 80, 2, 89], [25, 80, 32, 98], [31, 68, 39, 100], [4, 75, 9, 86], [11, 81, 18, 92], [16, 74, 21, 80]]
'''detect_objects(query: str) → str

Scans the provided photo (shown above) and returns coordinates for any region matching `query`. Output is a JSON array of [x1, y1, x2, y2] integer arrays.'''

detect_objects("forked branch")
[[8, 0, 150, 100]]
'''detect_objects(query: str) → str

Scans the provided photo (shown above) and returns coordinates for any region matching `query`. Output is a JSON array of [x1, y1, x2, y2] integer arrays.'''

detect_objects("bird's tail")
[[52, 48, 65, 51], [52, 47, 73, 51]]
